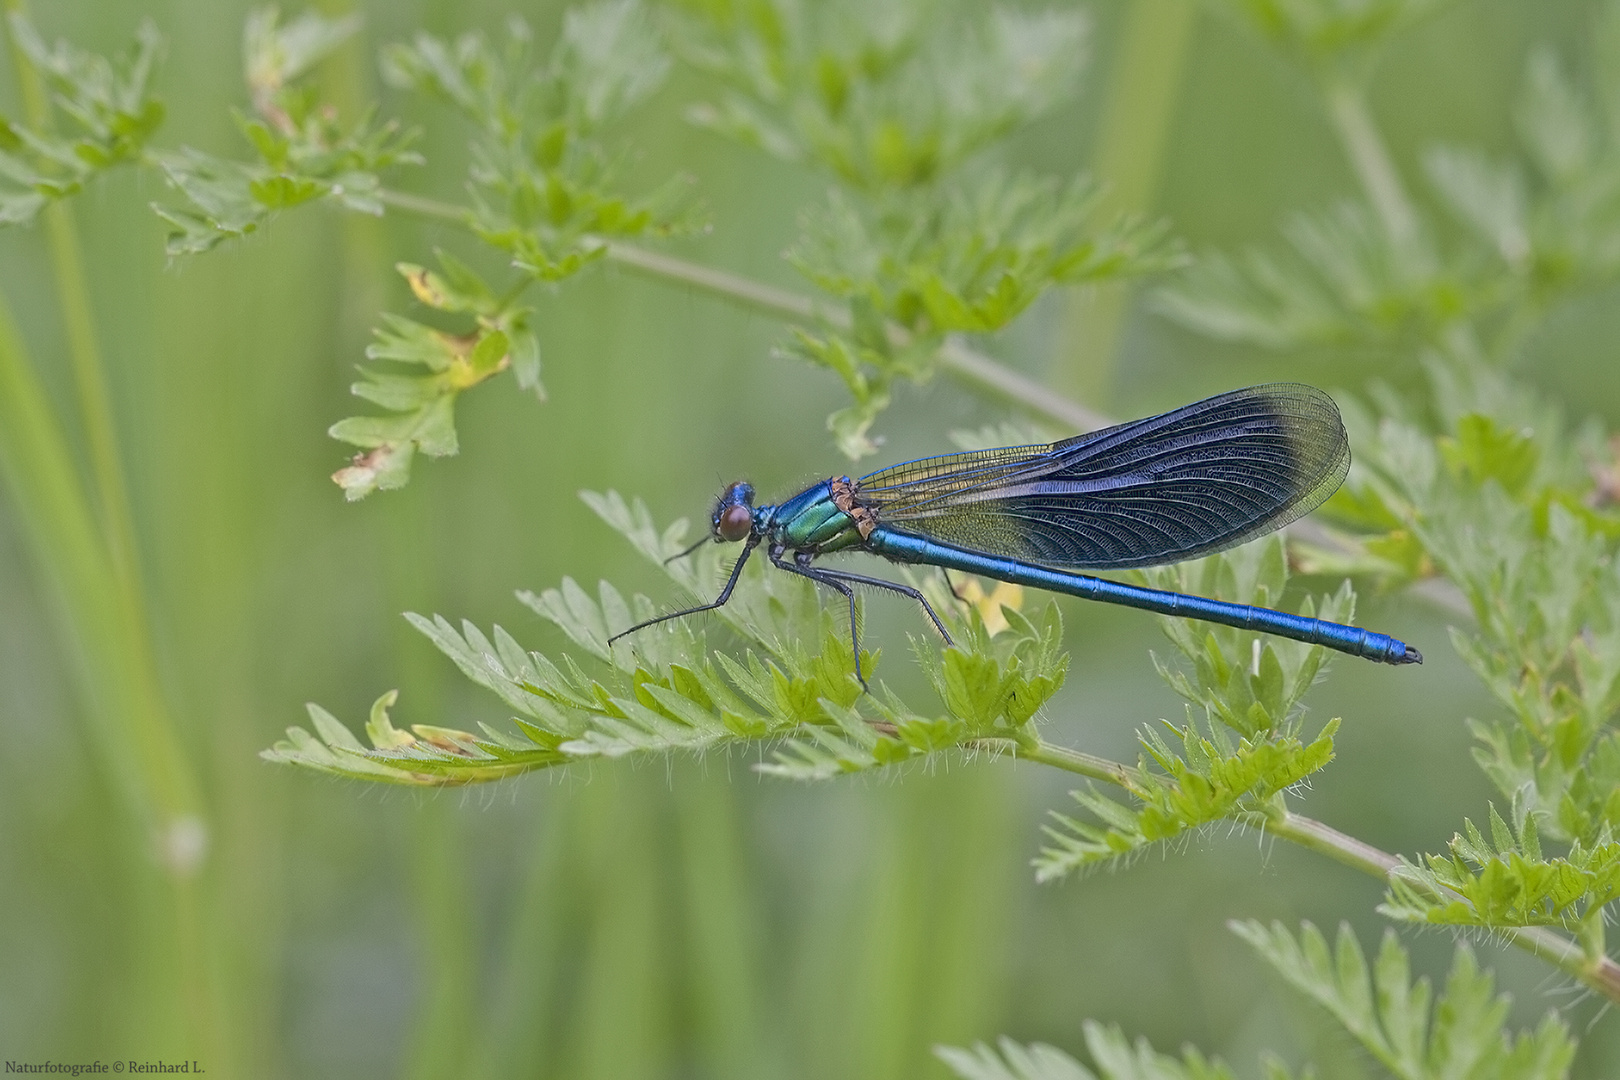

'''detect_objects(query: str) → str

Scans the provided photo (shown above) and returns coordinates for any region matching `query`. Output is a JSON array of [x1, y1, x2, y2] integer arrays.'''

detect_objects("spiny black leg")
[[607, 538, 758, 646], [772, 551, 868, 689], [941, 567, 968, 602], [664, 534, 712, 565], [809, 567, 955, 648]]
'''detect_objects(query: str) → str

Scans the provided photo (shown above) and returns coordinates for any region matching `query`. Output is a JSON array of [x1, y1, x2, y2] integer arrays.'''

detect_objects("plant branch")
[[1017, 733, 1620, 1005], [605, 243, 1112, 431], [375, 187, 472, 225], [998, 734, 1140, 787]]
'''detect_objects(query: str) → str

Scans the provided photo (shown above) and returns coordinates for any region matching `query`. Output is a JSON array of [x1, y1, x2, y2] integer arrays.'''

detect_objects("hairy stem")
[[1020, 734, 1620, 1005]]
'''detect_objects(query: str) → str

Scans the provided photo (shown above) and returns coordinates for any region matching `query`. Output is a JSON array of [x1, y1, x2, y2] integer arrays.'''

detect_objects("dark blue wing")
[[854, 383, 1349, 570]]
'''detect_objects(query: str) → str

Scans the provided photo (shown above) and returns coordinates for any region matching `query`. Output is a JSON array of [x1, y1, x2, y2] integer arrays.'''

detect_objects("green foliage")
[[1035, 538, 1346, 880], [1143, 537, 1351, 740], [1214, 0, 1453, 75], [322, 1, 695, 495], [0, 14, 164, 225], [329, 253, 540, 499], [937, 1021, 1294, 1080], [785, 172, 1178, 455], [1424, 13, 1620, 300], [789, 174, 1168, 330], [381, 0, 692, 280], [1323, 358, 1620, 853], [1282, 355, 1620, 944], [783, 174, 1179, 456], [1233, 921, 1575, 1080], [1158, 5, 1620, 361], [1154, 200, 1467, 355], [1035, 716, 1337, 882], [1159, 0, 1620, 975], [1382, 801, 1620, 932], [673, 1, 1181, 458], [264, 490, 1068, 784], [788, 172, 1178, 454], [672, 0, 1087, 191], [152, 9, 420, 255]]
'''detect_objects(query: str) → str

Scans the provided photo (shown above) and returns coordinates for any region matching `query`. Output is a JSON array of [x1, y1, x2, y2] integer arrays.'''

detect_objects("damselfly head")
[[713, 481, 755, 542]]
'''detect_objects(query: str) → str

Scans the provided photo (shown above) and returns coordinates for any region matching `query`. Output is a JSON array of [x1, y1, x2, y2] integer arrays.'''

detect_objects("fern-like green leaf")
[[0, 15, 165, 226], [151, 8, 419, 255], [265, 490, 1067, 785], [937, 1021, 1290, 1080], [1331, 357, 1620, 847], [1036, 537, 1352, 880], [1034, 716, 1337, 881], [330, 257, 539, 499], [1382, 804, 1620, 929], [676, 2, 1088, 191], [381, 1, 693, 281], [1232, 920, 1575, 1080], [782, 173, 1179, 459]]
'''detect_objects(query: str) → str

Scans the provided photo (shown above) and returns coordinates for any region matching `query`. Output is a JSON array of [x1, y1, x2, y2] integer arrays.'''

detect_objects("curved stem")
[[603, 246, 1110, 430], [375, 187, 473, 223], [998, 734, 1141, 788], [1020, 734, 1620, 1005]]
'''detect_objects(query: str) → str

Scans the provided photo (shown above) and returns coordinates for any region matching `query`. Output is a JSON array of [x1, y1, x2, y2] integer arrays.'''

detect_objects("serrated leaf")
[[1232, 920, 1575, 1080], [269, 491, 1066, 785]]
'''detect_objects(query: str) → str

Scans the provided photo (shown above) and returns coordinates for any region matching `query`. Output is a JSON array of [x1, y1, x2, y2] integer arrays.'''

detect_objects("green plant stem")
[[1015, 734, 1620, 1005], [0, 6, 214, 1055], [1324, 80, 1417, 245], [1003, 735, 1139, 787], [375, 186, 472, 224], [2, 0, 203, 845], [602, 246, 1112, 430], [0, 287, 215, 1054], [43, 203, 145, 571], [6, 3, 142, 585]]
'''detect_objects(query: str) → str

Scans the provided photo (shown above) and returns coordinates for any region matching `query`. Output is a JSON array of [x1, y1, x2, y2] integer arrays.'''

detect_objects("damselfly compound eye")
[[717, 503, 752, 542]]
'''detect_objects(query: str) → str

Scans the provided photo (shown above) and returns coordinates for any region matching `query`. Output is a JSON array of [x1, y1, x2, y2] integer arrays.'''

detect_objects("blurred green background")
[[2, 0, 1617, 1076]]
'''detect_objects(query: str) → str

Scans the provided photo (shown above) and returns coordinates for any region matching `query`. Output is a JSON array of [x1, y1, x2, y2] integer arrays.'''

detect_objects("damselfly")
[[610, 384, 1421, 679]]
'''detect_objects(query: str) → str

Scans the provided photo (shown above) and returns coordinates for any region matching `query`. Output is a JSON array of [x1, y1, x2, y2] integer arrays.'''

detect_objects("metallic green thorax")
[[760, 480, 865, 554]]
